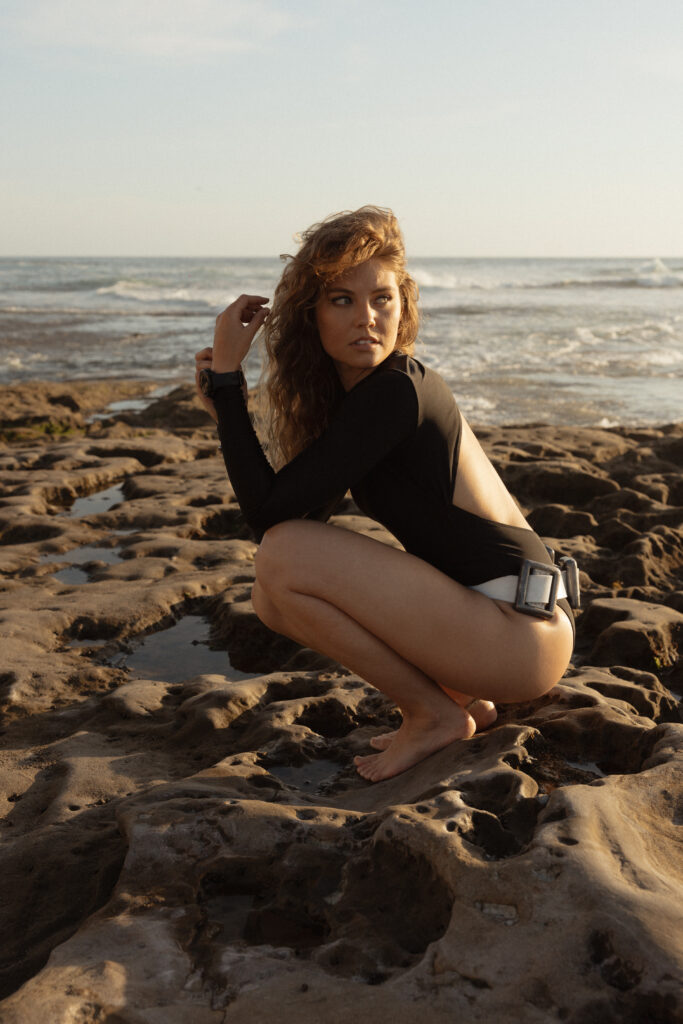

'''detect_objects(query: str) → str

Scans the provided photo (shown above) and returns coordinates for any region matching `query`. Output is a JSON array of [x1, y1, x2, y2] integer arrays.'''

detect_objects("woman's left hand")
[[213, 294, 270, 372], [194, 347, 218, 423]]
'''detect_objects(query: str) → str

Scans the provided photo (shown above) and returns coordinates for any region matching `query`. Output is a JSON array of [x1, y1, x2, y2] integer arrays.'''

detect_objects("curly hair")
[[260, 205, 419, 466]]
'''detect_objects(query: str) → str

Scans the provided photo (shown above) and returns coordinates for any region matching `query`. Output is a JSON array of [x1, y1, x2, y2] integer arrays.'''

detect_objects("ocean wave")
[[421, 305, 490, 316], [597, 416, 620, 428], [413, 258, 683, 292], [0, 351, 49, 371], [530, 258, 683, 290], [0, 305, 97, 316], [96, 280, 230, 308], [543, 276, 683, 290], [460, 394, 497, 413], [637, 349, 683, 368], [412, 268, 489, 290], [0, 305, 214, 321], [23, 277, 116, 294]]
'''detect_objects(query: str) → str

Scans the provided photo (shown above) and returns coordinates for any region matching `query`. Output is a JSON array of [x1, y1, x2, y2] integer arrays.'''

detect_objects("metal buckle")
[[559, 556, 581, 609], [514, 560, 561, 620]]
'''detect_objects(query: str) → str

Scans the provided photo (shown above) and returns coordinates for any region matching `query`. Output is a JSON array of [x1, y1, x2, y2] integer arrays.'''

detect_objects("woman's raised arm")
[[194, 294, 269, 422], [213, 366, 418, 542]]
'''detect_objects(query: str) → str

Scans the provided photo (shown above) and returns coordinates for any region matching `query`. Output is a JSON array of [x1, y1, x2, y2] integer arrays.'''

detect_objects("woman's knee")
[[254, 519, 310, 588], [251, 579, 286, 632]]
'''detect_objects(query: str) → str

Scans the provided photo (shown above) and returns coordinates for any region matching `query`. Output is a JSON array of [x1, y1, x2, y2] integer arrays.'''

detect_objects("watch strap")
[[209, 369, 245, 393]]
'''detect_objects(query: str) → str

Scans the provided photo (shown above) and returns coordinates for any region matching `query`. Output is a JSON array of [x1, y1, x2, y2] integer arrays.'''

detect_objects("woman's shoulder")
[[380, 350, 459, 415], [373, 350, 444, 416], [378, 349, 426, 382], [380, 350, 451, 395], [345, 352, 422, 421], [350, 351, 425, 405], [351, 349, 447, 409], [351, 350, 422, 392]]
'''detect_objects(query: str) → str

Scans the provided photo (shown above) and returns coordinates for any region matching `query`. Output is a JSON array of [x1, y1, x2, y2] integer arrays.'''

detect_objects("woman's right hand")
[[194, 346, 218, 424], [213, 294, 270, 372]]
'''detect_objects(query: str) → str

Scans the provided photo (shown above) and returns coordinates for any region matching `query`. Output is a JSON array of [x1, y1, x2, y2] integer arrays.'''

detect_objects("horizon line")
[[1, 253, 679, 261]]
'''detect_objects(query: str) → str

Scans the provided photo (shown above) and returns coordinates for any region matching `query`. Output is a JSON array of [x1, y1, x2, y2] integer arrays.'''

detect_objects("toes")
[[370, 732, 394, 751], [468, 699, 498, 732], [354, 752, 384, 779], [353, 754, 374, 769]]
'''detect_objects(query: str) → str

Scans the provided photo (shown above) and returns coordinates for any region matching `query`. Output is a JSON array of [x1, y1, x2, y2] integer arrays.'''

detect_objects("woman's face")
[[315, 258, 402, 391]]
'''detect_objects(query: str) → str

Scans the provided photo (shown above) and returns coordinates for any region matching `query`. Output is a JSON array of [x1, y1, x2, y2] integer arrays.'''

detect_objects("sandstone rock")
[[0, 385, 680, 1022]]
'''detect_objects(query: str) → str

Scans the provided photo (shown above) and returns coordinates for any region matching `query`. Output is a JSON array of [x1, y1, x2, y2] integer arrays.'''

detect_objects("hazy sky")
[[1, 0, 681, 256]]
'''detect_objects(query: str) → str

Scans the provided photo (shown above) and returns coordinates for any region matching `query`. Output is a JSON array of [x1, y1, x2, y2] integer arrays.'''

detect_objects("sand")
[[0, 380, 681, 1023]]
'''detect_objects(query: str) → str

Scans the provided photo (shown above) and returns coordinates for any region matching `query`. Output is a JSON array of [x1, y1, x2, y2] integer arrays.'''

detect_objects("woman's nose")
[[356, 301, 376, 326]]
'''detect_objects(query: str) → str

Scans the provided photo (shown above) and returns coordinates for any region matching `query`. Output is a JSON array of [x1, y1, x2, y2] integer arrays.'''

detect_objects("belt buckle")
[[514, 559, 561, 620], [559, 556, 581, 609]]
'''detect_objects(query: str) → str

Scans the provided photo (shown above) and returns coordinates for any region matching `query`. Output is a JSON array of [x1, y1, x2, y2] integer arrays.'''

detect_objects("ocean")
[[1, 256, 681, 426]]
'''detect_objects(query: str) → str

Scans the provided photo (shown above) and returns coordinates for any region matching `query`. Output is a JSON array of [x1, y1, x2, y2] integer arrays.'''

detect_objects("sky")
[[1, 0, 682, 257]]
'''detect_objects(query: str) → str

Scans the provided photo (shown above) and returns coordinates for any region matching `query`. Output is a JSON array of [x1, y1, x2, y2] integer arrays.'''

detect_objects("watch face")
[[199, 369, 212, 396]]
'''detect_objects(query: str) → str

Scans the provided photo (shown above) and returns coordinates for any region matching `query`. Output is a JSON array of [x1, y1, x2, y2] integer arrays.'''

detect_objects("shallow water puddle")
[[68, 483, 125, 517], [110, 614, 259, 683], [87, 398, 151, 422], [41, 544, 123, 567], [85, 383, 177, 423], [267, 758, 341, 792], [53, 566, 90, 585], [42, 543, 123, 584]]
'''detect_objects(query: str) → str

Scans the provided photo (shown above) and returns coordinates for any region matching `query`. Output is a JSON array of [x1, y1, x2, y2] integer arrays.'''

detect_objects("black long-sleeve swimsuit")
[[214, 351, 572, 628]]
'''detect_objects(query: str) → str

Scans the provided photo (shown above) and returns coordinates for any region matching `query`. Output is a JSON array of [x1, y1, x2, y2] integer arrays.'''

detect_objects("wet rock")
[[0, 385, 681, 1022]]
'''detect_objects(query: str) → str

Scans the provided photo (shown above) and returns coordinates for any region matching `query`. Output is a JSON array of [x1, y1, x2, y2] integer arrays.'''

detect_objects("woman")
[[195, 207, 577, 783]]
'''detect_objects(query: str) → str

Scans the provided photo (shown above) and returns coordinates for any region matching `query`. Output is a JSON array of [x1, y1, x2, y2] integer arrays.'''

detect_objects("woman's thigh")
[[255, 519, 573, 698]]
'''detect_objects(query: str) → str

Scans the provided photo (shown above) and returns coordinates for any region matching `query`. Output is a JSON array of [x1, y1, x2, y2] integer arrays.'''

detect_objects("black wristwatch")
[[198, 368, 245, 397]]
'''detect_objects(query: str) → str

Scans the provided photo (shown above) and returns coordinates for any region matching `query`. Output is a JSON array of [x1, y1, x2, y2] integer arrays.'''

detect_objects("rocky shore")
[[0, 379, 681, 1023]]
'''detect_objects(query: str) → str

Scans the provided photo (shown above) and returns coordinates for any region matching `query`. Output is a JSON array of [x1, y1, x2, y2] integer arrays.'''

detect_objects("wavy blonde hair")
[[260, 206, 419, 466]]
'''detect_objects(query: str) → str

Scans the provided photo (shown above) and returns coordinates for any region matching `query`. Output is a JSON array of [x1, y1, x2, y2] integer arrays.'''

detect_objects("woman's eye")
[[328, 293, 392, 306]]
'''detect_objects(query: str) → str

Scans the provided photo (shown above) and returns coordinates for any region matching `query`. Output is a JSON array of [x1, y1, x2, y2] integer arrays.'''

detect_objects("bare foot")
[[465, 698, 498, 731], [369, 731, 397, 751], [354, 705, 476, 782], [370, 699, 497, 751]]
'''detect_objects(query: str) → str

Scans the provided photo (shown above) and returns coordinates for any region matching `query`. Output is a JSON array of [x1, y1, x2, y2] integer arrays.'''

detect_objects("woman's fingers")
[[234, 305, 269, 344], [220, 294, 270, 326], [246, 304, 270, 331], [194, 364, 218, 423], [195, 346, 213, 363], [216, 295, 268, 317], [239, 296, 270, 324], [212, 294, 270, 369], [240, 307, 260, 324]]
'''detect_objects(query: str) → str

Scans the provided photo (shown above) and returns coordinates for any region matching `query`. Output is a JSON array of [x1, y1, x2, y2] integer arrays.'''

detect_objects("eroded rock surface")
[[0, 384, 681, 1023]]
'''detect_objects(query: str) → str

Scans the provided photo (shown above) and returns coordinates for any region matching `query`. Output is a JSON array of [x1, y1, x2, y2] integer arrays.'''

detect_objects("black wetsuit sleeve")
[[213, 369, 418, 542]]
